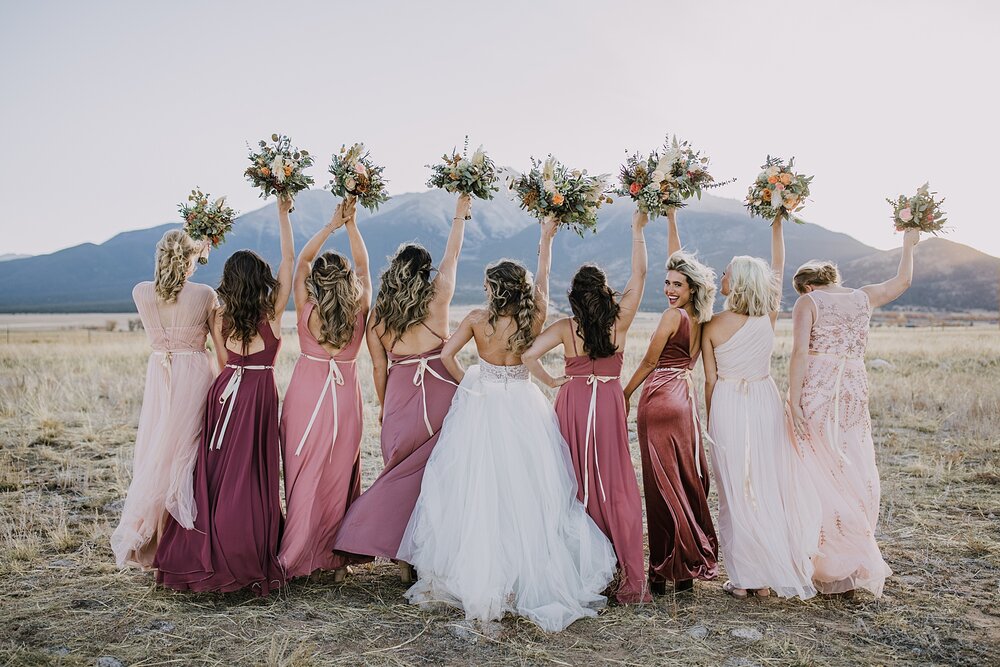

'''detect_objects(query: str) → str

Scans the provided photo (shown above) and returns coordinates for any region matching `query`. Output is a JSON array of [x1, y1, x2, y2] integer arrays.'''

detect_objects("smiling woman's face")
[[665, 270, 691, 308]]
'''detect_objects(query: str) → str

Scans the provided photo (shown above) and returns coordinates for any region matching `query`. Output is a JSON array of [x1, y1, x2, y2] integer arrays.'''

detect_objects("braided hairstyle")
[[485, 259, 538, 354], [307, 251, 361, 348], [793, 260, 841, 294], [153, 230, 198, 303], [372, 243, 436, 344], [568, 264, 620, 359]]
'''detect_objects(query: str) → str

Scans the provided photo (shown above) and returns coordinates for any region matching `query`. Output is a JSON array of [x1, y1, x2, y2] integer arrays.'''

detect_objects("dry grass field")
[[1, 318, 999, 666]]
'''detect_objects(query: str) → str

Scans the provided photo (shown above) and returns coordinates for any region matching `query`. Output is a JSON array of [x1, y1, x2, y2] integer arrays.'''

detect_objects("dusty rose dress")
[[554, 330, 651, 604], [636, 308, 718, 584], [334, 326, 458, 560], [155, 320, 286, 596], [795, 289, 892, 596], [279, 304, 365, 577], [111, 281, 217, 569]]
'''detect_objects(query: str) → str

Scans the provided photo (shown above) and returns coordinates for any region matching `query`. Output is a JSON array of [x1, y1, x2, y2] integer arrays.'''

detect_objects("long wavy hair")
[[725, 255, 780, 317], [485, 259, 538, 354], [153, 230, 198, 303], [308, 251, 361, 348], [217, 250, 277, 349], [372, 243, 436, 344], [793, 260, 841, 295], [568, 264, 620, 359], [666, 251, 716, 323]]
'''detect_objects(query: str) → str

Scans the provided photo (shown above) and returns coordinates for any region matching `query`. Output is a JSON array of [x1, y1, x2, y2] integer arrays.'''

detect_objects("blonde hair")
[[372, 244, 436, 344], [308, 252, 361, 349], [793, 260, 841, 295], [154, 230, 198, 303], [725, 256, 779, 316], [666, 251, 717, 323], [485, 259, 538, 354]]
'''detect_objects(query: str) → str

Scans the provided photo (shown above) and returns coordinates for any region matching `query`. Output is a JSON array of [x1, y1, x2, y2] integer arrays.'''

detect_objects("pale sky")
[[2, 1, 997, 256]]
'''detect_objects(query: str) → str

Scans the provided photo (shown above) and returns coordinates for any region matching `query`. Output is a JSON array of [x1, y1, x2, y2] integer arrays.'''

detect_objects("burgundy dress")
[[636, 308, 718, 584], [155, 320, 286, 596], [334, 326, 459, 560], [554, 331, 651, 604]]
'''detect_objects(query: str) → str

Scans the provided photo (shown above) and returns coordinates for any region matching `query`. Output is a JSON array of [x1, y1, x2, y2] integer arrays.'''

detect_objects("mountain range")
[[1, 189, 997, 313]]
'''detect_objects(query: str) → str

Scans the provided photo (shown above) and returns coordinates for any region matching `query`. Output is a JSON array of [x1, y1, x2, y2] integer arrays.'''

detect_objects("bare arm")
[[209, 306, 227, 374], [293, 200, 351, 314], [770, 214, 785, 325], [861, 229, 919, 308], [667, 207, 681, 256], [441, 313, 476, 384], [616, 209, 649, 333], [534, 215, 558, 327], [271, 196, 296, 333], [788, 295, 815, 437], [432, 194, 472, 306], [622, 309, 681, 406], [523, 318, 571, 389], [366, 318, 389, 423], [702, 324, 718, 422], [344, 201, 372, 312]]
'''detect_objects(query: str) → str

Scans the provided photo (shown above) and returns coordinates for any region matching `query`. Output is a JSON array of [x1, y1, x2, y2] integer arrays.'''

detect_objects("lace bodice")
[[479, 359, 530, 384], [807, 290, 872, 359]]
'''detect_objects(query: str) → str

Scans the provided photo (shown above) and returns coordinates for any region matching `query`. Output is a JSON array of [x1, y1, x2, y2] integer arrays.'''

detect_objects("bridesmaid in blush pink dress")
[[788, 229, 921, 598], [333, 194, 471, 582], [524, 208, 652, 604], [279, 198, 370, 581], [111, 230, 222, 569], [154, 195, 296, 597]]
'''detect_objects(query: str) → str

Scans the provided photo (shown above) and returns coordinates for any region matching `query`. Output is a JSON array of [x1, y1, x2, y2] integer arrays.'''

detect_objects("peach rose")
[[767, 175, 778, 184], [283, 165, 292, 177], [552, 193, 565, 206], [779, 173, 792, 185], [260, 167, 271, 177]]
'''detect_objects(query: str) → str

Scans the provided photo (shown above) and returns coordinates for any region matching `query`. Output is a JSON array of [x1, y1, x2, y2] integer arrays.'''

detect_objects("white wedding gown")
[[397, 360, 617, 632]]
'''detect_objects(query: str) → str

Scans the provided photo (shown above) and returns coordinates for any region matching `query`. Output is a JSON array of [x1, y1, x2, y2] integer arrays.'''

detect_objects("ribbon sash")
[[295, 354, 357, 461], [566, 374, 619, 506], [208, 364, 274, 451]]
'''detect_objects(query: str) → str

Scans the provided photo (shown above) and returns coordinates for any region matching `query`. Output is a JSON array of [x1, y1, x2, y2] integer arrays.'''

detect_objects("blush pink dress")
[[111, 281, 217, 569], [334, 324, 459, 560], [278, 304, 365, 578], [554, 328, 651, 604], [795, 289, 892, 596]]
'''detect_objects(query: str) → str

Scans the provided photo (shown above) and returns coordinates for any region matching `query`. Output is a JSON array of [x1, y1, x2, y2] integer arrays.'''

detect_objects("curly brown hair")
[[568, 264, 620, 359], [308, 252, 361, 349], [217, 250, 277, 350], [372, 244, 436, 345], [485, 259, 538, 354]]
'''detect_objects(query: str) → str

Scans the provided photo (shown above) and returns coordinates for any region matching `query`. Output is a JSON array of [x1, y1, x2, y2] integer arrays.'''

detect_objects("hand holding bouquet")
[[244, 134, 315, 210], [745, 156, 813, 224], [328, 143, 390, 212], [507, 156, 611, 237], [887, 183, 946, 234], [426, 137, 500, 200], [617, 136, 730, 216], [178, 188, 238, 264]]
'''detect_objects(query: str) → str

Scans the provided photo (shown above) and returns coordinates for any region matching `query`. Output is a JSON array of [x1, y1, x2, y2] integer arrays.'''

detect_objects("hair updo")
[[793, 260, 841, 295], [485, 259, 538, 354], [568, 264, 620, 359], [153, 230, 199, 303], [372, 243, 436, 344], [725, 255, 780, 317], [308, 251, 361, 349]]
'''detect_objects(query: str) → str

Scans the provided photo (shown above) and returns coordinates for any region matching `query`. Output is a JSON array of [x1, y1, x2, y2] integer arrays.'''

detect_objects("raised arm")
[[622, 308, 680, 410], [667, 207, 681, 256], [616, 209, 649, 332], [788, 294, 816, 438], [432, 193, 472, 305], [271, 195, 296, 331], [523, 318, 571, 389], [344, 200, 372, 312], [702, 324, 719, 421], [534, 215, 558, 325], [441, 312, 476, 384], [769, 214, 786, 324], [366, 317, 389, 424], [292, 199, 351, 314], [861, 229, 919, 308]]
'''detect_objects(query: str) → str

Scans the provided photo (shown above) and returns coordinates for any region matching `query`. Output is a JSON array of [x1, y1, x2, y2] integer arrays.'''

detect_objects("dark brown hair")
[[485, 259, 538, 354], [568, 264, 620, 359], [217, 250, 277, 349], [308, 251, 361, 348]]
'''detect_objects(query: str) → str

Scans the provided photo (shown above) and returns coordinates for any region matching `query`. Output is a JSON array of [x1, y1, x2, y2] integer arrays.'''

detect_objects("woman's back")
[[808, 289, 871, 358], [133, 281, 215, 351], [713, 315, 773, 380]]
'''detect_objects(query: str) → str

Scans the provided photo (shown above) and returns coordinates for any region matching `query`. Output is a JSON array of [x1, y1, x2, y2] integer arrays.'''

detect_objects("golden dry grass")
[[1, 320, 999, 666]]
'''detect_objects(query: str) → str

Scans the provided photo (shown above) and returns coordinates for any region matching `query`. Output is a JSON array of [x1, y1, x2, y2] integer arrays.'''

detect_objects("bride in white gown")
[[397, 218, 617, 632]]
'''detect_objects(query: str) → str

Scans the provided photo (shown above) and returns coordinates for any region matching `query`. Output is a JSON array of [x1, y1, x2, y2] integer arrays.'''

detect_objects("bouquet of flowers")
[[745, 156, 813, 224], [887, 183, 947, 234], [244, 134, 314, 210], [426, 137, 500, 200], [178, 188, 238, 264], [507, 156, 611, 237], [616, 136, 731, 216], [328, 143, 390, 212]]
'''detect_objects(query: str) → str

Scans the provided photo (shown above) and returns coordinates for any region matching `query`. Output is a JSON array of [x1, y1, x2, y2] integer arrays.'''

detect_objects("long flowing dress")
[[398, 361, 617, 632], [155, 320, 286, 596], [554, 331, 651, 604], [707, 315, 821, 598], [278, 304, 365, 578], [334, 327, 458, 560], [111, 281, 217, 569], [636, 308, 718, 584], [795, 289, 892, 597]]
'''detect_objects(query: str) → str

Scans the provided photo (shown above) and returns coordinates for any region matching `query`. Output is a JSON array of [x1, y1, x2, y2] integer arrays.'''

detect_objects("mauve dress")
[[554, 331, 651, 604], [334, 328, 458, 560], [636, 308, 718, 584], [155, 320, 286, 596], [278, 304, 365, 578]]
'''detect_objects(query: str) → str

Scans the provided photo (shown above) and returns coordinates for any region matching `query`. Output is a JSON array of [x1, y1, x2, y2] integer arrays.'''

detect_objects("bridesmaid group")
[[112, 189, 921, 627]]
